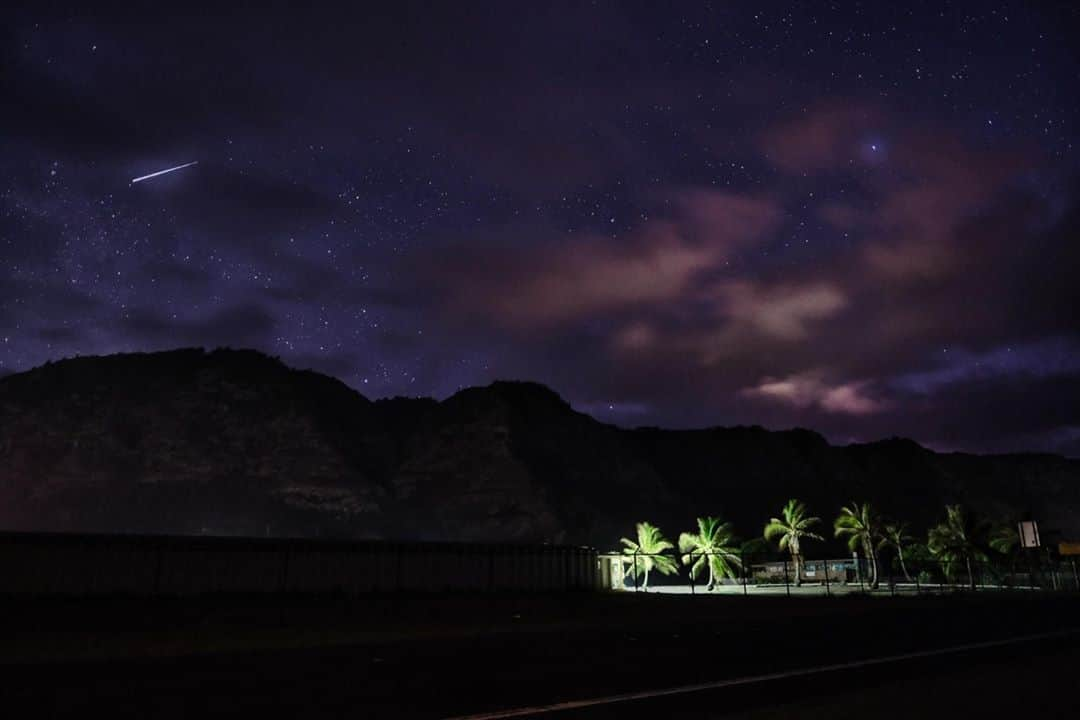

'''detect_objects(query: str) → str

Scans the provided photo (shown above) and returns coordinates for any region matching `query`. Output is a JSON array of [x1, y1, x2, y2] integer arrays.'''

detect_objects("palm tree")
[[620, 521, 678, 590], [740, 537, 771, 557], [679, 516, 742, 590], [927, 505, 991, 590], [878, 522, 914, 582], [990, 524, 1019, 556], [764, 499, 823, 586], [834, 503, 882, 588]]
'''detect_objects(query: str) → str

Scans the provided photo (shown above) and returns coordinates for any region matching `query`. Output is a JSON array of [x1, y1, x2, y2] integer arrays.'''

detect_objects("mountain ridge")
[[2, 348, 1077, 547]]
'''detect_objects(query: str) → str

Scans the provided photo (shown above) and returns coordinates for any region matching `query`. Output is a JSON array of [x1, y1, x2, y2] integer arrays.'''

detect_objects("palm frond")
[[763, 520, 787, 541], [678, 532, 698, 554]]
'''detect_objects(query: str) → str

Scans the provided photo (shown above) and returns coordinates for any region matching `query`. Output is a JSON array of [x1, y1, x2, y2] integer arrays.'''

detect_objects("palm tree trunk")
[[707, 557, 716, 590], [793, 553, 802, 586], [898, 548, 911, 582], [643, 566, 651, 591], [966, 555, 975, 590], [867, 541, 879, 589]]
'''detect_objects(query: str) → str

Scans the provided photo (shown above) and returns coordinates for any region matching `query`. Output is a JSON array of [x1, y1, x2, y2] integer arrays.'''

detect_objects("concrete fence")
[[0, 532, 600, 596]]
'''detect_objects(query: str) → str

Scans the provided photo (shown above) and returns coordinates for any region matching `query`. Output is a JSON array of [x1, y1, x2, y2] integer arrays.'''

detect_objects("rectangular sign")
[[1059, 542, 1080, 556], [1019, 521, 1041, 548]]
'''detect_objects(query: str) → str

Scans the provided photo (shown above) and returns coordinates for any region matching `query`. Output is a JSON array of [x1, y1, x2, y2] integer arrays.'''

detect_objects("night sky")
[[3, 2, 1079, 456]]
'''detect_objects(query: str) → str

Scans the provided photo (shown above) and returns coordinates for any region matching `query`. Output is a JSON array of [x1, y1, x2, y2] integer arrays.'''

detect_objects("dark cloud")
[[1, 11, 284, 157], [0, 278, 103, 320], [119, 304, 276, 348], [140, 259, 214, 291], [288, 351, 362, 381], [885, 374, 1080, 456], [259, 252, 422, 310], [126, 164, 343, 242], [34, 325, 84, 344], [3, 2, 1078, 454]]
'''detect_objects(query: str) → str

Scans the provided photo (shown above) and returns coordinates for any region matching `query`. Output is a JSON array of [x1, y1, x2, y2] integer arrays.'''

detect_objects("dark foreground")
[[3, 592, 1078, 718]]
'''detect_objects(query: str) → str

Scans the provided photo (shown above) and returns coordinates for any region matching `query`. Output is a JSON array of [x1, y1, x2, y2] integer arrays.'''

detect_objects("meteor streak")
[[131, 161, 198, 184]]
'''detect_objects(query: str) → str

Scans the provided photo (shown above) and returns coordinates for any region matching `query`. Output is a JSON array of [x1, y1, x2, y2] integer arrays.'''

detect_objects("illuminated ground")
[[617, 581, 1038, 596]]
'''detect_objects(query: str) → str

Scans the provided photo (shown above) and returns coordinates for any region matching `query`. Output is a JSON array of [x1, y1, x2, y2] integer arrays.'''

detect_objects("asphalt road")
[[5, 593, 1078, 719], [445, 631, 1080, 719], [724, 638, 1080, 719]]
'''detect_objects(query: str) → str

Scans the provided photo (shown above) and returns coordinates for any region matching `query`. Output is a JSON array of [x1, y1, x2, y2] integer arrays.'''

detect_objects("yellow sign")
[[1058, 542, 1080, 556]]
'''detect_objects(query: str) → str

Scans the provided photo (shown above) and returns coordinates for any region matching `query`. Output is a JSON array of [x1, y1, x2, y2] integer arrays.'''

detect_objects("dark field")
[[3, 591, 1078, 718]]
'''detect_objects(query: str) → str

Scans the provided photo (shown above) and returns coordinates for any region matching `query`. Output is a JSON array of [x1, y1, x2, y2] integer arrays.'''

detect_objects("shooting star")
[[131, 160, 199, 184]]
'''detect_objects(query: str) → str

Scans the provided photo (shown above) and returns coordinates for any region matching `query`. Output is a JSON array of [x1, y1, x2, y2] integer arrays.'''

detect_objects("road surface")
[[4, 593, 1077, 718]]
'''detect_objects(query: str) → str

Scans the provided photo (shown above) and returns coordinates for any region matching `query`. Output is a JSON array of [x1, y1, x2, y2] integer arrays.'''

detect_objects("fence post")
[[154, 546, 164, 595], [783, 558, 790, 597], [399, 545, 408, 591], [280, 548, 290, 594]]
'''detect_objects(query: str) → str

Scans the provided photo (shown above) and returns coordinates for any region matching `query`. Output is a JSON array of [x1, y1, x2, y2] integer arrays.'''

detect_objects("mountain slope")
[[1, 348, 1077, 547]]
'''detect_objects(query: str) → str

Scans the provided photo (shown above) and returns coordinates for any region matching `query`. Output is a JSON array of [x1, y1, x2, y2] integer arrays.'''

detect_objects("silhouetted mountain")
[[2, 348, 1078, 547]]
